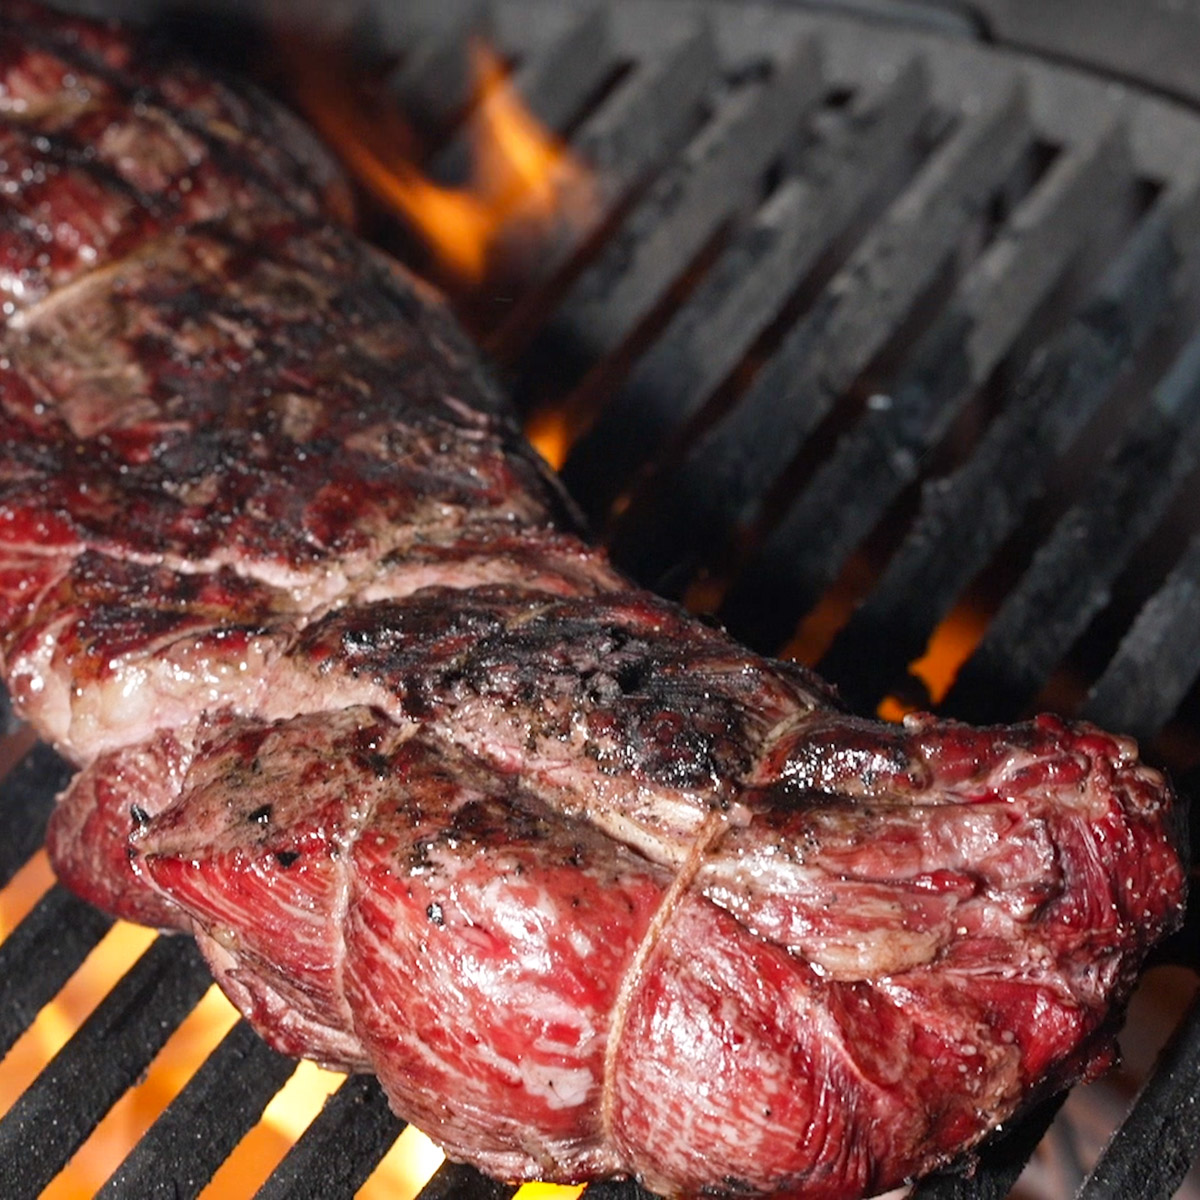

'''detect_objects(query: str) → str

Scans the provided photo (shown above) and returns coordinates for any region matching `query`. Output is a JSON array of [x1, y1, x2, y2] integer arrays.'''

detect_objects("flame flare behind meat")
[[285, 34, 594, 290]]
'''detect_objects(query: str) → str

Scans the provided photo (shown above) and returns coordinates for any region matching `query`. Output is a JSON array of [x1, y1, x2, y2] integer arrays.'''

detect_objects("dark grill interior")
[[1, 1, 1199, 1196]]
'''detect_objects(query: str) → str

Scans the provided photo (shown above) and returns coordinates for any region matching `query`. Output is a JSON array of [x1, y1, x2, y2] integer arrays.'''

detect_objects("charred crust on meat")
[[357, 749, 390, 779]]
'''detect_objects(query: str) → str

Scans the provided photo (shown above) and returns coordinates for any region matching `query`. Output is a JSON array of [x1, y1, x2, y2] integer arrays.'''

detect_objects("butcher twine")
[[600, 807, 733, 1152]]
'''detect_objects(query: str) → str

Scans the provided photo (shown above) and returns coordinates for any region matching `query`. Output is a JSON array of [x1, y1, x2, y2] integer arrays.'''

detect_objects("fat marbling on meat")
[[0, 6, 1187, 1199]]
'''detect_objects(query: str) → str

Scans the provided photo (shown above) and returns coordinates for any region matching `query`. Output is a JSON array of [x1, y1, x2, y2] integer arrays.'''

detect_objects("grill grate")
[[2, 1, 1199, 1197], [817, 194, 1194, 715]]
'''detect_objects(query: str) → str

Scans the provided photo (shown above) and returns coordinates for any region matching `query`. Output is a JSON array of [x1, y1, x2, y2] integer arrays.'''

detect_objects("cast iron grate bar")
[[817, 190, 1195, 711], [570, 55, 931, 528], [559, 40, 831, 516], [945, 325, 1200, 724], [416, 1159, 518, 1199], [499, 6, 614, 142], [0, 742, 70, 887], [616, 82, 1030, 608], [0, 936, 213, 1199], [720, 121, 1129, 652], [555, 30, 825, 354], [555, 33, 825, 477], [1075, 998, 1200, 1200], [255, 1074, 404, 1200], [382, 2, 492, 134], [0, 884, 112, 1061], [99, 1020, 298, 1199], [605, 55, 933, 566], [1083, 530, 1200, 740], [562, 19, 716, 192]]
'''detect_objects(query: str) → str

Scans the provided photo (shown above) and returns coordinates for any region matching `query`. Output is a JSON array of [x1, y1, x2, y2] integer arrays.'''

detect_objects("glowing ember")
[[44, 985, 239, 1200], [0, 851, 588, 1197]]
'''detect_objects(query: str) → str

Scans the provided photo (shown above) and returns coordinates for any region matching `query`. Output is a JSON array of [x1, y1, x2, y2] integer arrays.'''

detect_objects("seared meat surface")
[[53, 702, 1183, 1199], [0, 7, 1187, 1199]]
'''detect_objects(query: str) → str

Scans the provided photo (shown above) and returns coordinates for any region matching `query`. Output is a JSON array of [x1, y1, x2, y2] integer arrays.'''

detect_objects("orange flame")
[[525, 405, 573, 471], [292, 37, 593, 287]]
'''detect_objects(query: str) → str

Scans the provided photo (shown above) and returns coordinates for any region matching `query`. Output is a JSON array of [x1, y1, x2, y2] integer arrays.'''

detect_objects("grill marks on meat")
[[3, 531, 623, 760], [46, 577, 833, 916], [0, 7, 1188, 1200], [0, 0, 348, 313], [293, 586, 827, 803], [1, 222, 560, 575]]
